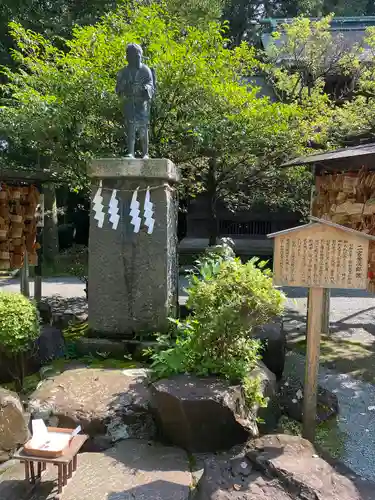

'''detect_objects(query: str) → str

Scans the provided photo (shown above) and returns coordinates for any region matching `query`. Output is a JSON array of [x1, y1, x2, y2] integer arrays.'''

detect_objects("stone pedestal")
[[88, 158, 179, 338]]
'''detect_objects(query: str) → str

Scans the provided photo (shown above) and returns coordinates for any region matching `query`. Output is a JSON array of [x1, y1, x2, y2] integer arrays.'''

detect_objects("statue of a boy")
[[116, 43, 155, 158]]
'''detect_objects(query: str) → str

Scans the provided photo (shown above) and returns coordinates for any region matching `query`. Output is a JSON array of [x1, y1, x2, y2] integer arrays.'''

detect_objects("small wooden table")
[[13, 434, 88, 499]]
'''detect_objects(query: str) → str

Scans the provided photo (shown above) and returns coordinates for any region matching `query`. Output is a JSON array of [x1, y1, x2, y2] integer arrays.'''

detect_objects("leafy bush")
[[0, 292, 40, 352], [192, 238, 236, 280], [0, 292, 40, 390], [150, 249, 285, 407]]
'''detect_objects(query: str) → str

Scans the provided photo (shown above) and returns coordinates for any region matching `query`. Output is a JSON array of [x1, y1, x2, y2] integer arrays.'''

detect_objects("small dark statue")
[[116, 43, 155, 158]]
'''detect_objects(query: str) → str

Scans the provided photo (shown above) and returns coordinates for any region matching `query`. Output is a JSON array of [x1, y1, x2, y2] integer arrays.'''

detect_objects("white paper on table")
[[30, 419, 48, 448], [29, 420, 81, 452]]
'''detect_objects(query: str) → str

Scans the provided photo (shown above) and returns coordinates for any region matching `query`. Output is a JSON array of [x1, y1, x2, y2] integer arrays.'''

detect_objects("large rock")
[[278, 374, 339, 423], [0, 388, 29, 462], [0, 325, 65, 384], [151, 362, 276, 453], [36, 325, 65, 363], [28, 368, 155, 447], [253, 318, 286, 380], [0, 440, 192, 500], [252, 362, 280, 434], [195, 434, 375, 500]]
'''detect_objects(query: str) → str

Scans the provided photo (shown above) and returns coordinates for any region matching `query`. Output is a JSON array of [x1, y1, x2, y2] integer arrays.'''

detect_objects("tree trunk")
[[43, 184, 59, 264], [207, 158, 218, 247]]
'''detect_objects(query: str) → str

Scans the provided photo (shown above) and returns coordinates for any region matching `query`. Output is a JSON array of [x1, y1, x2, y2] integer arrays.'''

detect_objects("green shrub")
[[188, 257, 285, 334], [150, 250, 285, 407], [0, 292, 40, 390], [0, 292, 40, 352], [192, 238, 236, 281]]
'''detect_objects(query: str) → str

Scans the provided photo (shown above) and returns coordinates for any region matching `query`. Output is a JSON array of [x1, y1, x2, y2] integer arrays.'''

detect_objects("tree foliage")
[[0, 3, 312, 221], [0, 0, 121, 67], [223, 0, 375, 46], [262, 15, 375, 148], [0, 292, 40, 390]]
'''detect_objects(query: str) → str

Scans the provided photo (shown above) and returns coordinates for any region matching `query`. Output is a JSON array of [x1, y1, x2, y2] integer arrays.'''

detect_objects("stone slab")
[[89, 158, 180, 182], [28, 368, 154, 442], [195, 434, 375, 500], [0, 440, 192, 500]]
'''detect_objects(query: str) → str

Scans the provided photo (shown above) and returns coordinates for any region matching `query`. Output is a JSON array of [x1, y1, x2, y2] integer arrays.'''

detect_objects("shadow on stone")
[[0, 479, 55, 500], [106, 479, 190, 500]]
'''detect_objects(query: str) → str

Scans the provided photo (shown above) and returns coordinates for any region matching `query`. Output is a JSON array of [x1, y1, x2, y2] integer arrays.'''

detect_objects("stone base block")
[[88, 158, 179, 338]]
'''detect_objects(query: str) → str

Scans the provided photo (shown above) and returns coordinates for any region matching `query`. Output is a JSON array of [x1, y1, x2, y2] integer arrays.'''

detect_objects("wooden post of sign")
[[20, 253, 30, 298], [302, 286, 324, 441], [321, 289, 330, 334]]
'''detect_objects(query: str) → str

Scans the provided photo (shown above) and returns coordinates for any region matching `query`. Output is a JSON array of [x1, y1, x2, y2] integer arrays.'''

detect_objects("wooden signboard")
[[268, 217, 375, 442], [272, 221, 369, 290]]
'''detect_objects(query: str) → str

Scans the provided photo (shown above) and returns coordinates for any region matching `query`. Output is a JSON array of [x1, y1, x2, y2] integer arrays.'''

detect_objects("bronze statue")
[[116, 43, 155, 158]]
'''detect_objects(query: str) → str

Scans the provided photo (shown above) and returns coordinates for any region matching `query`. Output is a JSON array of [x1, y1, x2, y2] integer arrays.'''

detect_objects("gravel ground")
[[286, 351, 375, 481], [284, 287, 375, 346], [0, 276, 86, 298], [285, 288, 375, 479], [0, 275, 190, 300]]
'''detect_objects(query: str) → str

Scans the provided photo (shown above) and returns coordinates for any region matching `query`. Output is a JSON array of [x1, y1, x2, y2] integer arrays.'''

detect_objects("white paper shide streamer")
[[143, 187, 155, 235], [108, 189, 120, 230], [92, 183, 105, 228], [130, 188, 141, 233]]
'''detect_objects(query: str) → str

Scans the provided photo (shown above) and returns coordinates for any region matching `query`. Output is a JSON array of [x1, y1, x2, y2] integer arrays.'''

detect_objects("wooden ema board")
[[273, 224, 368, 289], [312, 169, 375, 292]]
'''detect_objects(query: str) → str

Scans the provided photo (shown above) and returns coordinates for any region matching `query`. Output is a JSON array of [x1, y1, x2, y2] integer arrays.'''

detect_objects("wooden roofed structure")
[[0, 166, 58, 301], [282, 142, 375, 332]]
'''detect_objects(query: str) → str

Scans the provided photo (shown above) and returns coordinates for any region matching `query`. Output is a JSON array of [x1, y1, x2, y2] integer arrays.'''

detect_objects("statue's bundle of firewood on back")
[[0, 184, 40, 270], [312, 167, 375, 293]]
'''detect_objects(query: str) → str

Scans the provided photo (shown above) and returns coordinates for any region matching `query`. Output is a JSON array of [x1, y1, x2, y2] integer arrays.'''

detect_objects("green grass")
[[1, 357, 142, 397], [42, 250, 88, 278], [2, 373, 41, 395], [279, 415, 347, 460], [288, 334, 375, 385], [47, 356, 139, 372], [8, 245, 89, 278]]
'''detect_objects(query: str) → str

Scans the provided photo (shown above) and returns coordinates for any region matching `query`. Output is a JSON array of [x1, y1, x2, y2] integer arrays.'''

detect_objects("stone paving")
[[0, 440, 192, 500], [283, 288, 375, 481]]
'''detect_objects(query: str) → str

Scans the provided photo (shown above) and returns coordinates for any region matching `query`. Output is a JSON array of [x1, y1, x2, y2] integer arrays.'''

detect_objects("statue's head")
[[126, 43, 142, 69]]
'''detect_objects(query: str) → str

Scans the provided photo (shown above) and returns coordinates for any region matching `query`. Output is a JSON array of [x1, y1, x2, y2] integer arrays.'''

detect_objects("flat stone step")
[[0, 440, 192, 500]]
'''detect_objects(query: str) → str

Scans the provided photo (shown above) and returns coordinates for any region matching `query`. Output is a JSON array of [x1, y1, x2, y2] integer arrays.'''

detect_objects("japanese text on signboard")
[[274, 230, 368, 289]]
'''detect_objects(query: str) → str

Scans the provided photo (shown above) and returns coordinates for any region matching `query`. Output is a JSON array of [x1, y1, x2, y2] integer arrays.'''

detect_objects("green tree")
[[258, 15, 371, 151], [329, 25, 375, 145], [222, 1, 374, 47], [0, 292, 40, 391], [1, 4, 313, 243], [0, 0, 121, 67]]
